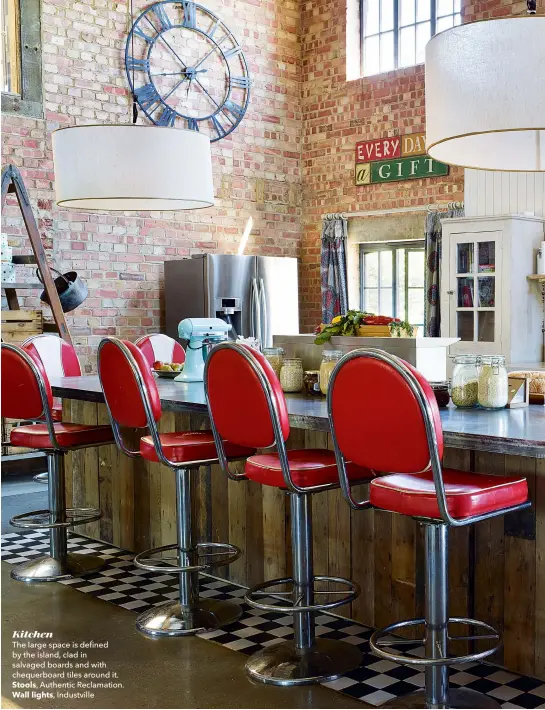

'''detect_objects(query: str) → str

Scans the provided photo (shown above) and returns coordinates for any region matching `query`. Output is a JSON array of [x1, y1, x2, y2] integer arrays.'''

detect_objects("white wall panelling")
[[464, 170, 545, 218]]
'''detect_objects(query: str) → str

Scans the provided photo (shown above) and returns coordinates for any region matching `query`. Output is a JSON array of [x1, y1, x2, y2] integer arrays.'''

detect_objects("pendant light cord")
[[130, 0, 138, 123]]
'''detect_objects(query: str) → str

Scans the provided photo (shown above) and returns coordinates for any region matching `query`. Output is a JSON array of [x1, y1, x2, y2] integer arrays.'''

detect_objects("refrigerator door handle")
[[251, 277, 261, 342], [258, 278, 267, 347]]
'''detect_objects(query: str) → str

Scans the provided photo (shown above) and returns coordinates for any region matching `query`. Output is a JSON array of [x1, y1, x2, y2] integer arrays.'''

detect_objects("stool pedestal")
[[135, 467, 242, 638], [371, 523, 500, 709], [245, 493, 362, 685], [10, 451, 105, 583]]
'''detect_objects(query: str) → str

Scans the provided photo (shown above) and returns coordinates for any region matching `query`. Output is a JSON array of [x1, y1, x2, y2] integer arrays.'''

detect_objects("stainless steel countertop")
[[50, 375, 545, 458]]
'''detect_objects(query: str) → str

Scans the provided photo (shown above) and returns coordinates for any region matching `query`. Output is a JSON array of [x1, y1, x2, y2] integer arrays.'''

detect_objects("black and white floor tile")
[[3, 530, 545, 709]]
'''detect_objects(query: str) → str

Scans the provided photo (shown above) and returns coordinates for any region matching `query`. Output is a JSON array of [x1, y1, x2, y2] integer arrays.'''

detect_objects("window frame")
[[2, 0, 42, 118], [359, 239, 426, 325], [358, 0, 460, 77]]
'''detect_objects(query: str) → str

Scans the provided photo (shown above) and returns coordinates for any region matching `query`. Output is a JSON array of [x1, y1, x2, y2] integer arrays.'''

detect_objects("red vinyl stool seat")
[[98, 337, 249, 639], [246, 449, 371, 489], [11, 423, 114, 450], [140, 430, 254, 464], [1, 342, 113, 584], [370, 469, 528, 520]]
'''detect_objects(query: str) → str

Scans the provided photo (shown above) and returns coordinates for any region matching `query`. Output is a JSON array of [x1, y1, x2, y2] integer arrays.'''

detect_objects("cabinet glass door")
[[449, 233, 501, 348]]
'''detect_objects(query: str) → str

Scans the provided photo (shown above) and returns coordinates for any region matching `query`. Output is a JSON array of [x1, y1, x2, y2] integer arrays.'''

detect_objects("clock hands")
[[151, 69, 208, 77]]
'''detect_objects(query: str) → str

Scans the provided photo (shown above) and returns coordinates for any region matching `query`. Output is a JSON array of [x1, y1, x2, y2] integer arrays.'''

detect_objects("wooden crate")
[[1, 309, 43, 343], [356, 325, 391, 337]]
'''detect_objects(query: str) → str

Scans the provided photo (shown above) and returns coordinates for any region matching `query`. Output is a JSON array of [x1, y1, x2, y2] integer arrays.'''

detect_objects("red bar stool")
[[97, 337, 251, 638], [134, 333, 185, 368], [1, 343, 113, 583], [22, 334, 82, 483], [328, 348, 530, 709], [204, 342, 371, 686]]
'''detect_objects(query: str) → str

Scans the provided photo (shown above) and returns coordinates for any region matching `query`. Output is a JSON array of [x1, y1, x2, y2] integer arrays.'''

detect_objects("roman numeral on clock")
[[157, 106, 177, 126], [152, 4, 172, 31], [223, 45, 242, 59], [181, 1, 196, 29], [187, 117, 199, 131], [134, 83, 162, 113], [223, 100, 244, 121], [133, 25, 154, 43], [230, 76, 249, 89], [211, 116, 226, 138], [126, 56, 149, 73]]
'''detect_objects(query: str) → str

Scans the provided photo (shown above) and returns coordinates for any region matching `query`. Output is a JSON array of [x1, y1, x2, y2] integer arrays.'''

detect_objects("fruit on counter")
[[314, 310, 399, 344], [153, 361, 184, 372]]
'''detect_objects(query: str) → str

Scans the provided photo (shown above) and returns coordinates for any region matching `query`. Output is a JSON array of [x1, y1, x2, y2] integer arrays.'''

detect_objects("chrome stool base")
[[245, 638, 362, 686], [10, 552, 105, 583], [33, 472, 49, 484], [135, 598, 242, 638], [384, 688, 500, 709]]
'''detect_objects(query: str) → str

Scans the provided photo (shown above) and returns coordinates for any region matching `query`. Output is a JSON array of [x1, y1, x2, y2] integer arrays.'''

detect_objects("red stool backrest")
[[98, 338, 162, 428], [23, 334, 81, 378], [329, 350, 444, 474], [1, 343, 53, 420], [135, 334, 185, 368], [205, 343, 290, 449]]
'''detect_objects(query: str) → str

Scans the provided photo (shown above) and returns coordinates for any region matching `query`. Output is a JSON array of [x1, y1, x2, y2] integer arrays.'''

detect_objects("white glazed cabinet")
[[440, 215, 544, 364]]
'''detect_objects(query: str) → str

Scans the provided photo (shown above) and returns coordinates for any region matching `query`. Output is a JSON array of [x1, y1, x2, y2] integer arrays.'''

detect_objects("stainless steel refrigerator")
[[164, 254, 299, 348]]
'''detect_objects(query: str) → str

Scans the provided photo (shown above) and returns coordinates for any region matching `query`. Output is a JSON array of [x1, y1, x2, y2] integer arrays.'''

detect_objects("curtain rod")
[[322, 201, 464, 220]]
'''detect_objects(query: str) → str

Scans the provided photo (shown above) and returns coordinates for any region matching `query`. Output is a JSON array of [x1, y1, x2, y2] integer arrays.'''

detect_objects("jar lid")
[[304, 370, 320, 375], [480, 355, 505, 364], [430, 381, 450, 388], [322, 350, 342, 359], [283, 357, 302, 363], [452, 355, 480, 364], [263, 347, 283, 354]]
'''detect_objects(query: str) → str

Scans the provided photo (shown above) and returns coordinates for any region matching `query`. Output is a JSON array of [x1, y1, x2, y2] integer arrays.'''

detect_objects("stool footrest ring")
[[134, 541, 241, 573], [9, 508, 102, 529], [370, 616, 501, 666], [245, 575, 360, 614]]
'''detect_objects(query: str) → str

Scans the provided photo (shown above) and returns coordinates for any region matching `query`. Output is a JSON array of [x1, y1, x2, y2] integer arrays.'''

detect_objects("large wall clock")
[[125, 1, 251, 141]]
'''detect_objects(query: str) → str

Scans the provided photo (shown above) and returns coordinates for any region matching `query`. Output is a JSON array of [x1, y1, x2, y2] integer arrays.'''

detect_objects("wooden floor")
[[64, 399, 545, 680]]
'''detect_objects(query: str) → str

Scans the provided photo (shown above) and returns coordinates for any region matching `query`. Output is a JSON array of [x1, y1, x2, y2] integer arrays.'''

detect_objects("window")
[[360, 240, 425, 328], [1, 0, 42, 117], [360, 0, 461, 77]]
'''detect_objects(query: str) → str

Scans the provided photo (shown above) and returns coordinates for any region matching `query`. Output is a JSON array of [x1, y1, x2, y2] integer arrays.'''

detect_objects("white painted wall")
[[464, 170, 545, 218]]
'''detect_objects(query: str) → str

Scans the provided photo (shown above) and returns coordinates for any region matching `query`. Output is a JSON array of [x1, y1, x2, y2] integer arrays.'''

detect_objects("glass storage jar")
[[280, 358, 303, 393], [303, 370, 321, 396], [451, 355, 480, 408], [319, 350, 342, 395], [430, 381, 451, 408], [478, 355, 508, 409], [263, 347, 284, 378]]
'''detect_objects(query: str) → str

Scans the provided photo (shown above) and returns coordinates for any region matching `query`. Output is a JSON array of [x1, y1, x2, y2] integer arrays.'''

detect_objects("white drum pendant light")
[[52, 125, 215, 211], [425, 14, 545, 171]]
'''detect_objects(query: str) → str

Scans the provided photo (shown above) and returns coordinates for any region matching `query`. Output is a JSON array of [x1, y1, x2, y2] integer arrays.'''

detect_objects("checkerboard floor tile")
[[3, 530, 545, 709]]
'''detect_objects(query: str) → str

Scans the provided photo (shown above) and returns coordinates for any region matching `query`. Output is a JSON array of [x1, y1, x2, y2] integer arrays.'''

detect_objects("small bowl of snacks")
[[153, 361, 184, 378]]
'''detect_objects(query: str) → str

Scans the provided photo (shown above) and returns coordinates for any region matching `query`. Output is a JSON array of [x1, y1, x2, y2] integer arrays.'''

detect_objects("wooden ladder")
[[1, 164, 72, 344]]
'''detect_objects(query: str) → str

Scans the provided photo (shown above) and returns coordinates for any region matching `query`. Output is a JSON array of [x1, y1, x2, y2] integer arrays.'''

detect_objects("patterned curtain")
[[321, 214, 349, 324], [424, 206, 464, 337]]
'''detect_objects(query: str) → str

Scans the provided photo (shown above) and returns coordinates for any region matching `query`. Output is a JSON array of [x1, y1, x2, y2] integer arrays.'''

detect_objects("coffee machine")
[[174, 318, 231, 383]]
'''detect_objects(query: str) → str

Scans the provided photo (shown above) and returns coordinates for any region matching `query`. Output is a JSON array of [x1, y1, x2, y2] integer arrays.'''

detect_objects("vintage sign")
[[355, 132, 449, 186]]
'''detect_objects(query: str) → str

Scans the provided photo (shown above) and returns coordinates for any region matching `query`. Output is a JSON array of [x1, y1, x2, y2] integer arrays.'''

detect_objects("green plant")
[[389, 320, 415, 337], [314, 310, 370, 344]]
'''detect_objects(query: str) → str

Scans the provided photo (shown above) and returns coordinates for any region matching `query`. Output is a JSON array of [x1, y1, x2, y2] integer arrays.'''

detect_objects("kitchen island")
[[52, 375, 545, 679]]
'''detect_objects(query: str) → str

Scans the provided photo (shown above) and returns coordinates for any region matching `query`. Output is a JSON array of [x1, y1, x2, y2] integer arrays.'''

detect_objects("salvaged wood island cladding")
[[63, 397, 544, 680]]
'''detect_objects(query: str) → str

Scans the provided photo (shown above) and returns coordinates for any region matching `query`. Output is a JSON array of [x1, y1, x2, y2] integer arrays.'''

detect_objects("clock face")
[[125, 1, 250, 141]]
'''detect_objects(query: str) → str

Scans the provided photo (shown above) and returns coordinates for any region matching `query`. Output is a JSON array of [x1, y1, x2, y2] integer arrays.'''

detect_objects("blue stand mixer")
[[174, 318, 231, 383]]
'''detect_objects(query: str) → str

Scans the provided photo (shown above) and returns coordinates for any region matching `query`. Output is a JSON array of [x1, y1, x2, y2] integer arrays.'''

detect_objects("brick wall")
[[3, 0, 542, 357], [298, 0, 545, 331], [1, 0, 302, 371]]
